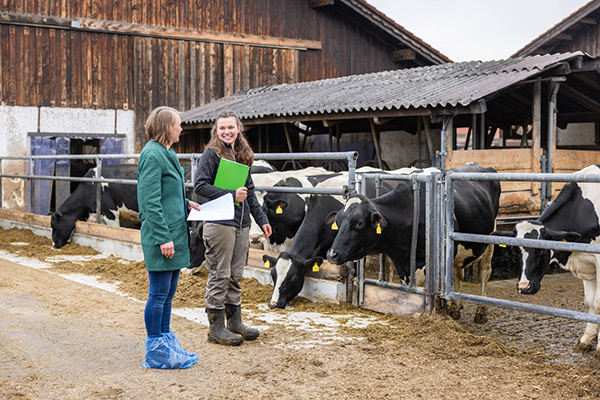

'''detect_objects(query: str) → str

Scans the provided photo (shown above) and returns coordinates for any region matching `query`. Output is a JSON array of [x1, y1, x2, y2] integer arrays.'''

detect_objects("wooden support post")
[[282, 124, 297, 169], [532, 80, 542, 195], [369, 119, 384, 169]]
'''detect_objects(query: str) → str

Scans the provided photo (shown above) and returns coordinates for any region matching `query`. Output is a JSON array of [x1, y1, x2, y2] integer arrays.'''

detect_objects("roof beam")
[[0, 11, 322, 50], [311, 0, 335, 7], [393, 48, 416, 62]]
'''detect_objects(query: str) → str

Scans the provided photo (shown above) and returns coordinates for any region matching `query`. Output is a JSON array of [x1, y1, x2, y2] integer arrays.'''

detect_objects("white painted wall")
[[557, 122, 595, 146], [0, 106, 135, 211]]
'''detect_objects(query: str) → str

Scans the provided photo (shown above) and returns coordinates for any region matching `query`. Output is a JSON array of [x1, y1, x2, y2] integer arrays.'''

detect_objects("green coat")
[[137, 140, 191, 271]]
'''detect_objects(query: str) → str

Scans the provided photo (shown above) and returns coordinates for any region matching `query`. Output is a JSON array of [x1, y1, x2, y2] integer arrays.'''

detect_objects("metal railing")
[[0, 150, 358, 222], [445, 171, 600, 325]]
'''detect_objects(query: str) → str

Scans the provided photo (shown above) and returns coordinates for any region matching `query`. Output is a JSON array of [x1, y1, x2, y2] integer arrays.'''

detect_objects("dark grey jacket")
[[194, 148, 269, 229]]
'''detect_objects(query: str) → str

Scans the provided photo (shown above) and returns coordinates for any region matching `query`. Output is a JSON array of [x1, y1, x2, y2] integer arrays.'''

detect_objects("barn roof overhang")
[[181, 52, 592, 134], [513, 0, 600, 57]]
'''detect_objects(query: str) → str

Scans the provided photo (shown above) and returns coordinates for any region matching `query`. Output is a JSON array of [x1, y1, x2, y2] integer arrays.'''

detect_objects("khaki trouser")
[[203, 223, 249, 310]]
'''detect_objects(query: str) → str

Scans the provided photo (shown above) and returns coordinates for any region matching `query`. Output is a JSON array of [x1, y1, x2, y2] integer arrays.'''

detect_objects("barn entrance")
[[28, 133, 126, 215]]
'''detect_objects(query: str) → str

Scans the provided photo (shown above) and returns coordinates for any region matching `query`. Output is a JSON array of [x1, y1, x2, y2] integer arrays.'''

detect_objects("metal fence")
[[446, 171, 600, 325], [3, 152, 600, 325], [0, 151, 358, 217]]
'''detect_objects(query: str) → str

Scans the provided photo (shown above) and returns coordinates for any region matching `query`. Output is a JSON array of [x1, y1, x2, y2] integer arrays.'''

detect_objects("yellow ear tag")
[[331, 221, 338, 230], [264, 260, 270, 268], [276, 205, 283, 214], [561, 238, 567, 242], [312, 262, 320, 272], [376, 223, 382, 234], [499, 244, 506, 248]]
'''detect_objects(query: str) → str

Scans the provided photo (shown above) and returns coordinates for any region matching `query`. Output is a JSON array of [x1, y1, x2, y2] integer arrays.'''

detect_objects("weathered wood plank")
[[0, 12, 322, 50]]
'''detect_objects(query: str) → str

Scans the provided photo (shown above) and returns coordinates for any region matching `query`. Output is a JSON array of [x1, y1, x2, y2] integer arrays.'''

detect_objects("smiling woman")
[[193, 109, 272, 346]]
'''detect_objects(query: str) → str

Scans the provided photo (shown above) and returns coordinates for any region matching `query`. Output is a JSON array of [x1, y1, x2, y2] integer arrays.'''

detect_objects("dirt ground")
[[1, 227, 600, 400]]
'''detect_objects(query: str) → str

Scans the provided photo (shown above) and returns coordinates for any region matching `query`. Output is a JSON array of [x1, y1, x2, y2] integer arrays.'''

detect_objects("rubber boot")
[[163, 331, 199, 363], [206, 308, 243, 346], [225, 304, 259, 340]]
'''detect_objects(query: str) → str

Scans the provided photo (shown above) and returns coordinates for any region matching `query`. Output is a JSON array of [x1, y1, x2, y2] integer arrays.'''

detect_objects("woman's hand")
[[188, 201, 201, 211], [160, 241, 175, 259], [261, 224, 272, 238], [235, 187, 248, 203]]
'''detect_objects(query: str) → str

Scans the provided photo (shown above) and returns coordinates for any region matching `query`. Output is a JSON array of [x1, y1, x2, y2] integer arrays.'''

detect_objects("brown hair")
[[206, 110, 254, 166], [145, 106, 179, 147]]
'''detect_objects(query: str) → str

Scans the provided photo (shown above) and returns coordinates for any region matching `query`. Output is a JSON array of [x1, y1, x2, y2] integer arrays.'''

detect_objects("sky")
[[367, 0, 591, 62]]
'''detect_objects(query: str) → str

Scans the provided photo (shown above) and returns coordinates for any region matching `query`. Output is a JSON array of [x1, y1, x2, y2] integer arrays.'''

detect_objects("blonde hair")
[[206, 110, 254, 166], [145, 106, 179, 147]]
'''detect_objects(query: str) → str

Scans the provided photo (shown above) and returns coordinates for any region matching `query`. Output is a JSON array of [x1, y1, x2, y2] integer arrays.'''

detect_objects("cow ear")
[[305, 257, 323, 272], [262, 254, 278, 269], [371, 211, 387, 229], [543, 228, 581, 243], [325, 211, 337, 225], [491, 230, 515, 237]]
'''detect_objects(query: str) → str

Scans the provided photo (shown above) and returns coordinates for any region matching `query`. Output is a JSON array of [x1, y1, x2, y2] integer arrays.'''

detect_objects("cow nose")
[[268, 300, 278, 309], [517, 281, 531, 294], [249, 234, 262, 244], [326, 249, 338, 263]]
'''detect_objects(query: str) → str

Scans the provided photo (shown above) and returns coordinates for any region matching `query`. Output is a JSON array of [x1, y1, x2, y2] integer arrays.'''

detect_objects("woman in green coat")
[[137, 106, 200, 369]]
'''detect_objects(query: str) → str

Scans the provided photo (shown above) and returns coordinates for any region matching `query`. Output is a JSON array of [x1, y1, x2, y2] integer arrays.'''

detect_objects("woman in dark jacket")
[[194, 110, 272, 346], [138, 106, 200, 368]]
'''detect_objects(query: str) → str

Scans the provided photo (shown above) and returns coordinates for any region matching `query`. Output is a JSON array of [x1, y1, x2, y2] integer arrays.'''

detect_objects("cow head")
[[189, 223, 206, 268], [326, 195, 387, 265], [492, 221, 580, 295], [50, 211, 78, 249], [264, 252, 323, 309]]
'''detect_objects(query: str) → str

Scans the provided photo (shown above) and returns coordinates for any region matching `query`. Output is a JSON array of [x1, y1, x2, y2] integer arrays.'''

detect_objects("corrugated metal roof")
[[181, 52, 585, 125]]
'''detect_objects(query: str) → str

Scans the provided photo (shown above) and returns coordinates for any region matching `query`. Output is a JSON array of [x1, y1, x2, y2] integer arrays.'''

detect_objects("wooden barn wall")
[[1, 0, 405, 152]]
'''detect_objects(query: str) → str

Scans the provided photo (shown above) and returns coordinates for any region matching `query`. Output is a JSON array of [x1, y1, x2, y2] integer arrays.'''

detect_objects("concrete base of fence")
[[361, 283, 426, 316], [0, 209, 348, 305]]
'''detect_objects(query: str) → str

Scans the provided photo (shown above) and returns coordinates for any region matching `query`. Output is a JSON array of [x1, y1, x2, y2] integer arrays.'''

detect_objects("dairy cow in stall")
[[263, 172, 402, 309], [492, 165, 600, 355], [327, 163, 501, 322], [50, 164, 139, 249]]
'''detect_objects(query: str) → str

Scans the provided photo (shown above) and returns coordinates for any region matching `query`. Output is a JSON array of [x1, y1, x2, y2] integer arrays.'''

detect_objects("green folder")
[[214, 158, 250, 205]]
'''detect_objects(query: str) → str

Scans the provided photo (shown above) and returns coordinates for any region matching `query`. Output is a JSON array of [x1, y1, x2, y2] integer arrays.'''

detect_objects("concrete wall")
[[557, 122, 595, 146], [0, 106, 135, 211]]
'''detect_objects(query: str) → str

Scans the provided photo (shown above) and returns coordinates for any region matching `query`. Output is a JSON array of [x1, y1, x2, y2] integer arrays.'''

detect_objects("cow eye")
[[355, 221, 364, 229]]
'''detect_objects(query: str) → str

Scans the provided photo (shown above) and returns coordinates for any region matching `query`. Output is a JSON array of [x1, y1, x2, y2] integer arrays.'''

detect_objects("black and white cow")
[[262, 194, 343, 309], [327, 163, 501, 322], [50, 164, 139, 249], [262, 173, 404, 309], [492, 164, 600, 355], [260, 167, 404, 254], [251, 167, 329, 251]]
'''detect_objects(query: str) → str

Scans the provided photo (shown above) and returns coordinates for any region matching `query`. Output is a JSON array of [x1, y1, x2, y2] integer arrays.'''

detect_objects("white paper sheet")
[[187, 193, 234, 221]]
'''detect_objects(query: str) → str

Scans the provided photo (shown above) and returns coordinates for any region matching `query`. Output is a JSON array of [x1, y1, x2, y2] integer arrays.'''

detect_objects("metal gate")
[[354, 169, 600, 325]]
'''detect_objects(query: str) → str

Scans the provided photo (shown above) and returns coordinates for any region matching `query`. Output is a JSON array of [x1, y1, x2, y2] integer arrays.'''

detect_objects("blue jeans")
[[145, 270, 180, 338]]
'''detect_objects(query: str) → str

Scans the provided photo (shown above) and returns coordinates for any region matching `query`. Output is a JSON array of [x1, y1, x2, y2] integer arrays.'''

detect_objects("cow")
[[260, 167, 405, 253], [262, 194, 343, 309], [262, 173, 405, 309], [492, 164, 600, 355], [250, 166, 329, 251], [326, 163, 501, 323], [50, 164, 139, 249]]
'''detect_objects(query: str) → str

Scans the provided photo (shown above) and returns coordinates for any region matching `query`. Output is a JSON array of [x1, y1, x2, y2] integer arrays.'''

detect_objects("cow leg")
[[448, 266, 464, 320], [575, 279, 599, 354], [474, 244, 493, 324]]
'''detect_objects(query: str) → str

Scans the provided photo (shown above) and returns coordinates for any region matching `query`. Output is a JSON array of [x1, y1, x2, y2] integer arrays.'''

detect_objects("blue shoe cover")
[[142, 336, 197, 369], [163, 331, 199, 363]]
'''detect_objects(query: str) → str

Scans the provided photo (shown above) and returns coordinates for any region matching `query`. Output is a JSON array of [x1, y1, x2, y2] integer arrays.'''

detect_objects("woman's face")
[[170, 114, 182, 145], [215, 116, 239, 146]]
